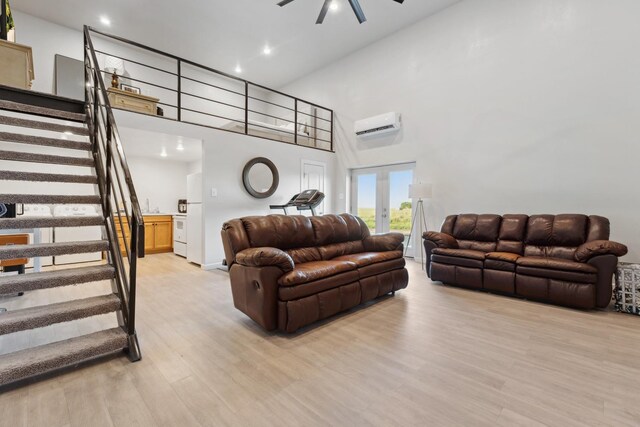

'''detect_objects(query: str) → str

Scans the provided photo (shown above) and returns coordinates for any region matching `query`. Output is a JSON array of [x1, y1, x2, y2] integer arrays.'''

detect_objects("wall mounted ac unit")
[[354, 112, 402, 137]]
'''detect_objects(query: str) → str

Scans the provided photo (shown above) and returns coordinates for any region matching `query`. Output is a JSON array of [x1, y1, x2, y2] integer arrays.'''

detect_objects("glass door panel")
[[355, 173, 377, 233], [389, 169, 414, 247]]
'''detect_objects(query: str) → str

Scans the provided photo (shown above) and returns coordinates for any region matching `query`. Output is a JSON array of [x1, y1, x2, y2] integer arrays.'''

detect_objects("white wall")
[[115, 110, 336, 268], [125, 156, 189, 214], [11, 11, 83, 94], [187, 159, 202, 175], [281, 0, 640, 261]]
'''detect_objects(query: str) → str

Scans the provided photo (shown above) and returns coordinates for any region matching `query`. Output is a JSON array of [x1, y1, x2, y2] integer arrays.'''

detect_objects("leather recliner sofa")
[[221, 213, 409, 332], [423, 214, 628, 309]]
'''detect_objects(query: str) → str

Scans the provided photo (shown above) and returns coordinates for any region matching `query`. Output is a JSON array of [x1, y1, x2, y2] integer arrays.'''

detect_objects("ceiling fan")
[[278, 0, 405, 25]]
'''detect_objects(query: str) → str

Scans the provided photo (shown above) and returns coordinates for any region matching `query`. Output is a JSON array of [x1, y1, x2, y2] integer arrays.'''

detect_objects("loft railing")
[[84, 26, 143, 361], [85, 26, 334, 152]]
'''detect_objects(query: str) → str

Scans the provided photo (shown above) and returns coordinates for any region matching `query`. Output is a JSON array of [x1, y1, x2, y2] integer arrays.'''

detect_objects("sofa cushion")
[[358, 258, 406, 279], [432, 248, 486, 260], [496, 214, 528, 254], [278, 270, 360, 301], [516, 266, 597, 284], [310, 214, 368, 246], [318, 240, 365, 260], [485, 252, 520, 272], [525, 215, 588, 247], [278, 260, 357, 286], [431, 254, 483, 269], [516, 256, 597, 274], [523, 214, 588, 260], [242, 215, 315, 250], [333, 251, 403, 267], [286, 247, 322, 264], [451, 214, 502, 242]]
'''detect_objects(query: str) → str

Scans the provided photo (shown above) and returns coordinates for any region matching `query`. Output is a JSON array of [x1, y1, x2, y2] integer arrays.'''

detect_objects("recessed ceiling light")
[[330, 1, 339, 11], [263, 45, 272, 55], [160, 149, 168, 157], [176, 143, 185, 151], [235, 65, 242, 74], [100, 16, 111, 26]]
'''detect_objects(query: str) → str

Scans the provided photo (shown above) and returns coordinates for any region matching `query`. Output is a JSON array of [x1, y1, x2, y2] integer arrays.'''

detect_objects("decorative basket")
[[614, 262, 640, 315]]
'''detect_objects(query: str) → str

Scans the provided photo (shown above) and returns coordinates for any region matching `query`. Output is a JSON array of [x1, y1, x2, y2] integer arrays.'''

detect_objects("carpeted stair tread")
[[0, 294, 121, 336], [0, 170, 98, 183], [0, 100, 86, 122], [0, 194, 101, 205], [0, 115, 89, 135], [0, 327, 128, 386], [0, 265, 115, 295], [0, 131, 91, 150], [0, 150, 94, 167], [0, 216, 104, 230], [0, 240, 108, 260]]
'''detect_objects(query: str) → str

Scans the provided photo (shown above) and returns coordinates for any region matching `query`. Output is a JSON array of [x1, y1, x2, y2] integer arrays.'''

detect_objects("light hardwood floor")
[[1, 254, 640, 426]]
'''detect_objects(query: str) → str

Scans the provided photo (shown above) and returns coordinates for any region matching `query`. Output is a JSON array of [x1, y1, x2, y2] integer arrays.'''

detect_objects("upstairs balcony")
[[87, 27, 334, 152]]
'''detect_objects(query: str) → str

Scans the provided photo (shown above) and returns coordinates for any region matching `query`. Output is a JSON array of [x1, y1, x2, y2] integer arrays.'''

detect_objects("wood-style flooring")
[[1, 254, 639, 426]]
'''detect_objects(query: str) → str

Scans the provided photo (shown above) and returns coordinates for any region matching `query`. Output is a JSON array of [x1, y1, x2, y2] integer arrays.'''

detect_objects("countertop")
[[141, 212, 185, 217]]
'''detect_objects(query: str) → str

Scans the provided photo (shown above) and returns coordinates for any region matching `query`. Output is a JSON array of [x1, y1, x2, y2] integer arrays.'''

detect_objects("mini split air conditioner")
[[354, 112, 402, 137]]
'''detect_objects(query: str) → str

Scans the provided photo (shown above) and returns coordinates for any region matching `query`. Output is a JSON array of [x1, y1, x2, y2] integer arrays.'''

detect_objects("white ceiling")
[[118, 127, 202, 162], [14, 0, 460, 88]]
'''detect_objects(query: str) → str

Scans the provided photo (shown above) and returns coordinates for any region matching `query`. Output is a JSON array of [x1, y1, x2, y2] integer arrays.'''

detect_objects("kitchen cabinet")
[[114, 215, 173, 255]]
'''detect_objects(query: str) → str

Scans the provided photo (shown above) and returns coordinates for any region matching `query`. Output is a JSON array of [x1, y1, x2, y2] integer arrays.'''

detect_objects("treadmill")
[[270, 190, 325, 216]]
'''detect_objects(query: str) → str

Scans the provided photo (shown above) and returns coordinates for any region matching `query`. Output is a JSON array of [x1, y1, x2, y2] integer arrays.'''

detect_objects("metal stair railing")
[[84, 25, 143, 361]]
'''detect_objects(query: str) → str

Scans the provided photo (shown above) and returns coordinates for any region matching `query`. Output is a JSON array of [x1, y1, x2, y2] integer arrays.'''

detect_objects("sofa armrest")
[[575, 240, 628, 262], [363, 233, 405, 252], [422, 231, 459, 249], [236, 247, 295, 272]]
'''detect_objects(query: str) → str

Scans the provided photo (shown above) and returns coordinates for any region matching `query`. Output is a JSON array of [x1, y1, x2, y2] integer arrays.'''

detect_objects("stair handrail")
[[83, 25, 143, 360]]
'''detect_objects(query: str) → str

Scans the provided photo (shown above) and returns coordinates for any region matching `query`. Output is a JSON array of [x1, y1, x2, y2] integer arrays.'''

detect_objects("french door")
[[350, 163, 415, 246]]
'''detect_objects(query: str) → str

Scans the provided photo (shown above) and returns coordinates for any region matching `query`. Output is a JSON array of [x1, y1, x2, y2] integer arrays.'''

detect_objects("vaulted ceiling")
[[14, 0, 460, 87]]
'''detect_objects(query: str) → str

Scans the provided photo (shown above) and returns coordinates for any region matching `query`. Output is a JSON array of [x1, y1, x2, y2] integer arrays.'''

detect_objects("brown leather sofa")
[[423, 214, 628, 309], [221, 214, 408, 332]]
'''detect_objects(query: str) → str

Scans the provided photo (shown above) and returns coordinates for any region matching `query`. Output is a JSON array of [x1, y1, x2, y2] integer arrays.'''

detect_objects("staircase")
[[0, 28, 145, 388]]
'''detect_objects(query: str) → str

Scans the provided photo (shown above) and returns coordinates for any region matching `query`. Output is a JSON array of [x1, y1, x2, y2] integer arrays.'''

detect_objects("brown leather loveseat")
[[423, 214, 628, 309], [221, 214, 408, 332]]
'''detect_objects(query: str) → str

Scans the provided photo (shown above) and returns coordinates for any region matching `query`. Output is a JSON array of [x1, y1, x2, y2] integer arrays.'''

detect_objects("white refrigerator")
[[187, 173, 203, 265]]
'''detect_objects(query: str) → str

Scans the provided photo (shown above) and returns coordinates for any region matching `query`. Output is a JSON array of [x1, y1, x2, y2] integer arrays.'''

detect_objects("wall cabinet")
[[114, 215, 173, 255]]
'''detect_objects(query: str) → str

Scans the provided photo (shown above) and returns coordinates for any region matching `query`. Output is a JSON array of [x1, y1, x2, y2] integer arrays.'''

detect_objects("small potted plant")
[[2, 0, 14, 41]]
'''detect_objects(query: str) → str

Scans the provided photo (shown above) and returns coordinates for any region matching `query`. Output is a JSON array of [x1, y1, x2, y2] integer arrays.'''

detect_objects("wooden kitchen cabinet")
[[153, 220, 173, 252], [114, 215, 173, 255]]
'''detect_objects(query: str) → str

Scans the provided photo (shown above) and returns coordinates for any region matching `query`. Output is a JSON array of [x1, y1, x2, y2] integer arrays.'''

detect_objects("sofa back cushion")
[[243, 215, 315, 250], [496, 214, 528, 254], [438, 214, 610, 259], [222, 213, 370, 266], [524, 214, 588, 260], [444, 214, 501, 252]]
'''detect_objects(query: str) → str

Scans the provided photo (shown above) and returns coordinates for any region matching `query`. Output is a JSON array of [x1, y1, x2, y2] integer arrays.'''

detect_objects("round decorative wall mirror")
[[242, 157, 279, 199]]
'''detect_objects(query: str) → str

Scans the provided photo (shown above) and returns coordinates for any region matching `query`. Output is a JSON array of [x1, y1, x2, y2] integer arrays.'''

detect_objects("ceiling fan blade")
[[392, 0, 405, 3], [278, 0, 295, 6], [348, 0, 367, 24], [316, 0, 331, 24]]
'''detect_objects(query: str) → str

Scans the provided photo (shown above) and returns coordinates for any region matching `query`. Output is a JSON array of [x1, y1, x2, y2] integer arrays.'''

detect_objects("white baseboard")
[[201, 262, 224, 270]]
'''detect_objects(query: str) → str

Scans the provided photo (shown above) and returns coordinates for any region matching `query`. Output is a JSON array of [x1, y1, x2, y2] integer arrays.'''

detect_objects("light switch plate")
[[211, 188, 218, 197]]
